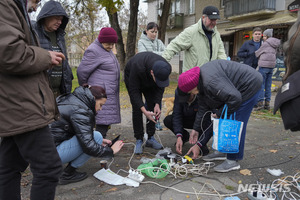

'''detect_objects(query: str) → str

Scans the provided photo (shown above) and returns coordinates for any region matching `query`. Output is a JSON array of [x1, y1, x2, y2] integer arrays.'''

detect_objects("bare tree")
[[158, 0, 171, 43], [125, 0, 139, 63]]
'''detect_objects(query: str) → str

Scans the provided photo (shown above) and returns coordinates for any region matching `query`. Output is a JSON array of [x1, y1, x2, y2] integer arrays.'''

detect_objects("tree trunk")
[[158, 0, 171, 43], [107, 11, 126, 70], [125, 0, 139, 64]]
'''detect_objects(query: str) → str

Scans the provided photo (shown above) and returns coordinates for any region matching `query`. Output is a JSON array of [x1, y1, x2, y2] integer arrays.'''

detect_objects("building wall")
[[196, 0, 224, 21]]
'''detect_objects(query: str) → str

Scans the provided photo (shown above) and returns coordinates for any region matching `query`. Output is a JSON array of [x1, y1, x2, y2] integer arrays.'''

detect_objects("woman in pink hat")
[[178, 60, 262, 173], [77, 27, 121, 139]]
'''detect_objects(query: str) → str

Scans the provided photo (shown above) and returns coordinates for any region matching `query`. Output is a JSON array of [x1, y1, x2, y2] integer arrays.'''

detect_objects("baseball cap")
[[203, 6, 220, 19], [152, 60, 172, 88]]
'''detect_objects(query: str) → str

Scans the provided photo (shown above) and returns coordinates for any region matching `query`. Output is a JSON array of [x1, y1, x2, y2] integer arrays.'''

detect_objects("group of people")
[[0, 0, 289, 199], [237, 27, 281, 111]]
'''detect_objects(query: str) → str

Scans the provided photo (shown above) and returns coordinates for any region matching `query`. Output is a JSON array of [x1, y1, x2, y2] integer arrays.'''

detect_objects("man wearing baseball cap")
[[124, 52, 172, 154], [163, 5, 226, 72]]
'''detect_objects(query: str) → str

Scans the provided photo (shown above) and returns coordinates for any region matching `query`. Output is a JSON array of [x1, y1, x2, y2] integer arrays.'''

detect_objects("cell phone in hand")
[[109, 135, 120, 147]]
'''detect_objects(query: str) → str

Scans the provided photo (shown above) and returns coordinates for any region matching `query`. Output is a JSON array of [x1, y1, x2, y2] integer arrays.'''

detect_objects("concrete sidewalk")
[[20, 93, 299, 200]]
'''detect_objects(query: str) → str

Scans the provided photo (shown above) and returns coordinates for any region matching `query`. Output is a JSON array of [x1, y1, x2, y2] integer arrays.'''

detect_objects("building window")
[[189, 0, 195, 14], [170, 0, 181, 14], [220, 0, 225, 8]]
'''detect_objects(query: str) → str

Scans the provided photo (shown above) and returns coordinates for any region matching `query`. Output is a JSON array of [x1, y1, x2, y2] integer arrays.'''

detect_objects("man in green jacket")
[[162, 6, 227, 72]]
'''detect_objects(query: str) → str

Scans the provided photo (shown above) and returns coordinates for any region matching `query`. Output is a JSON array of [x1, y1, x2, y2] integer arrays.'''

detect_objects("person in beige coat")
[[162, 6, 226, 72], [0, 0, 65, 199]]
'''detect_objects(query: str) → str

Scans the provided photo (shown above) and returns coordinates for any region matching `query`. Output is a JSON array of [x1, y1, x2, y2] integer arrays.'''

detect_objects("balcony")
[[224, 0, 276, 19], [167, 13, 184, 29]]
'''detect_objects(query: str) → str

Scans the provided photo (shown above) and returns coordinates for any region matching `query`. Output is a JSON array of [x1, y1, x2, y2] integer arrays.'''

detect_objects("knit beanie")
[[178, 67, 200, 93], [98, 27, 118, 43], [263, 29, 273, 38]]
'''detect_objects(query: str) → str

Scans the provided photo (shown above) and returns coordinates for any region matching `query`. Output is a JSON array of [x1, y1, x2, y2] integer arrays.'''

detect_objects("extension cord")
[[127, 169, 145, 183]]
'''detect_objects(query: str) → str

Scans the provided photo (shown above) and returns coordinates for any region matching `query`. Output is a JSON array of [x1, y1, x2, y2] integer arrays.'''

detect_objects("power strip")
[[127, 169, 145, 183]]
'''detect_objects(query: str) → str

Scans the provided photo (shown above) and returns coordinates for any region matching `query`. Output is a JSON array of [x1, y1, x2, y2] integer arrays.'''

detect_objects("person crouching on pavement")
[[50, 85, 124, 185], [178, 60, 262, 173], [163, 87, 211, 156], [124, 52, 172, 154]]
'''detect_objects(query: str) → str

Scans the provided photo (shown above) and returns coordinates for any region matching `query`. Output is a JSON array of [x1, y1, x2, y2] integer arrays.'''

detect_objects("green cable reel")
[[137, 159, 170, 179]]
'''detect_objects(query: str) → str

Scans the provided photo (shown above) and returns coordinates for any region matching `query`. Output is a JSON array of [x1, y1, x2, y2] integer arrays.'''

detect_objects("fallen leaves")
[[240, 169, 252, 176], [103, 187, 118, 193], [269, 149, 278, 153]]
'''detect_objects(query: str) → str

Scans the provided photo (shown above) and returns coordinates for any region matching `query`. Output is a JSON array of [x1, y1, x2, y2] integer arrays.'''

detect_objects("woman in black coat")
[[50, 85, 123, 185]]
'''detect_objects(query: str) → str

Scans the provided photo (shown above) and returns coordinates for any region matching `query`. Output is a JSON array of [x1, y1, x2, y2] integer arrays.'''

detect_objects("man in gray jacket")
[[0, 0, 64, 199], [162, 6, 227, 72]]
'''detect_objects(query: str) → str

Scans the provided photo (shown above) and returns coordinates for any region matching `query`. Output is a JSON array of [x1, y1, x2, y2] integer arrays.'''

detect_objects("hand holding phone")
[[109, 135, 120, 147]]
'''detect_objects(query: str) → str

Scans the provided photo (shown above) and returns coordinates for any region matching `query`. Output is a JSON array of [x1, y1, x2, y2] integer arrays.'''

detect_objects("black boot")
[[58, 163, 88, 185]]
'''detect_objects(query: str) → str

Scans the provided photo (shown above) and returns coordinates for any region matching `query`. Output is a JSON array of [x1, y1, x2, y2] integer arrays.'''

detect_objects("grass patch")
[[251, 109, 282, 122], [72, 67, 178, 95]]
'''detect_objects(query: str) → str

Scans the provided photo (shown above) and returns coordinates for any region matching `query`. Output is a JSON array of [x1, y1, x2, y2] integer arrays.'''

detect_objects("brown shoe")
[[253, 101, 264, 111], [264, 101, 270, 110]]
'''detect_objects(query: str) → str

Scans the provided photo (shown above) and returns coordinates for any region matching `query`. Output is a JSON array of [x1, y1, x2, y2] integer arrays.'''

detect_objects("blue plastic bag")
[[212, 105, 243, 153]]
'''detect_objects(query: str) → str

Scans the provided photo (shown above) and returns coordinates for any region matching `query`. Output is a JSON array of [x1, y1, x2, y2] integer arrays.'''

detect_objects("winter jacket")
[[0, 0, 57, 137], [124, 52, 171, 109], [172, 89, 198, 135], [32, 0, 73, 94], [237, 39, 262, 69], [255, 37, 281, 68], [50, 86, 114, 158], [162, 18, 227, 72], [282, 16, 300, 80], [77, 39, 121, 125], [138, 32, 165, 56], [193, 60, 262, 132]]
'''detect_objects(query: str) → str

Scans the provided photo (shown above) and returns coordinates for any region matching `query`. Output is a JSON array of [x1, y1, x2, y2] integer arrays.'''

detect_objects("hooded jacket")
[[138, 32, 165, 56], [32, 0, 73, 94], [193, 60, 262, 132], [50, 86, 113, 158], [77, 39, 121, 125], [0, 0, 56, 137], [124, 52, 170, 109], [255, 37, 281, 68], [162, 18, 227, 72]]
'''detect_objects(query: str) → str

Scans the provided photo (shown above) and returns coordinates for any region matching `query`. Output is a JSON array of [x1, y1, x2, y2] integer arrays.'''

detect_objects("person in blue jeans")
[[255, 29, 281, 110], [177, 60, 262, 173], [237, 27, 262, 69], [50, 85, 124, 185]]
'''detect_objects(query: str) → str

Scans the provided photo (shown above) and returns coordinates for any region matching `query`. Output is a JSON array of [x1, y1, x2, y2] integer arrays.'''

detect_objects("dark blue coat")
[[172, 89, 198, 135], [32, 0, 73, 94], [237, 39, 262, 69]]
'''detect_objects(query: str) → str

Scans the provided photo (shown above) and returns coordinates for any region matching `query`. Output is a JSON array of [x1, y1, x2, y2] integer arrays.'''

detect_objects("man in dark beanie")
[[124, 52, 171, 154]]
